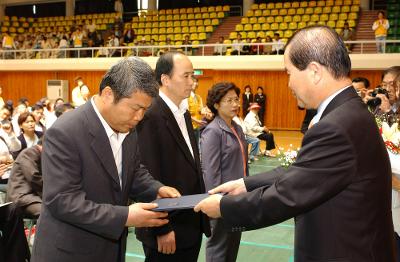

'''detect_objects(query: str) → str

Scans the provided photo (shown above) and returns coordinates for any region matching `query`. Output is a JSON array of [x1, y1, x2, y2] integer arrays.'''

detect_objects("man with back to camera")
[[135, 51, 210, 261], [195, 25, 396, 261], [31, 57, 181, 262]]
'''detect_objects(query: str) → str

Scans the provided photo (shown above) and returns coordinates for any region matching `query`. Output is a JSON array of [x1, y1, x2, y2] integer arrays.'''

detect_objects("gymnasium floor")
[[125, 131, 303, 262]]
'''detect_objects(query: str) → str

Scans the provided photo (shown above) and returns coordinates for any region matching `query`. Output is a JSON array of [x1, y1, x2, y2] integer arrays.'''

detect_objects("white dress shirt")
[[91, 97, 128, 187], [159, 91, 194, 158]]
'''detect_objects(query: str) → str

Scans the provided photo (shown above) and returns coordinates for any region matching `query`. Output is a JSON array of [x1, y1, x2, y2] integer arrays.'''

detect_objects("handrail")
[[1, 40, 400, 59]]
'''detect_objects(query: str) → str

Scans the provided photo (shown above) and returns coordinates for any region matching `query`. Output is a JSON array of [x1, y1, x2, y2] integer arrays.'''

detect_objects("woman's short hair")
[[207, 82, 240, 115], [18, 112, 35, 127]]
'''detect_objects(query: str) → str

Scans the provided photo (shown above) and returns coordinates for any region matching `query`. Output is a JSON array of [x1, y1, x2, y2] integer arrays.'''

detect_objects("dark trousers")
[[0, 203, 30, 262], [396, 233, 400, 262], [257, 131, 276, 151], [143, 240, 201, 262]]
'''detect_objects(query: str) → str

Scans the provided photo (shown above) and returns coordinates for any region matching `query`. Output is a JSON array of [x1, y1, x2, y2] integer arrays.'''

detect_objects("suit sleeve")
[[42, 126, 128, 240], [20, 149, 43, 201], [220, 121, 357, 230], [200, 127, 222, 191]]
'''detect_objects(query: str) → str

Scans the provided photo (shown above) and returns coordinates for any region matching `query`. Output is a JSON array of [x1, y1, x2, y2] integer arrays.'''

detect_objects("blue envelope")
[[152, 193, 214, 212]]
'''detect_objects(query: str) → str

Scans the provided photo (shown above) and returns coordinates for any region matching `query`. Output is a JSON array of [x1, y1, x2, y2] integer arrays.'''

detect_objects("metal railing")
[[1, 40, 399, 59]]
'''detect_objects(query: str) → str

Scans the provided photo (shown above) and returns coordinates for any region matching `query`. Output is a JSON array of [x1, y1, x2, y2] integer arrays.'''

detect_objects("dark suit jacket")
[[242, 93, 253, 114], [31, 101, 164, 262], [221, 87, 396, 261], [7, 145, 42, 210], [135, 96, 210, 249]]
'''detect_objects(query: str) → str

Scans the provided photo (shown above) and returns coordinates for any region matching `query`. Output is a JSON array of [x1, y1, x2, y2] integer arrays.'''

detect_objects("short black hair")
[[55, 103, 74, 118], [206, 82, 240, 115], [352, 77, 370, 88], [100, 57, 159, 103], [285, 25, 351, 80], [155, 51, 183, 86], [32, 103, 44, 111], [257, 86, 264, 91]]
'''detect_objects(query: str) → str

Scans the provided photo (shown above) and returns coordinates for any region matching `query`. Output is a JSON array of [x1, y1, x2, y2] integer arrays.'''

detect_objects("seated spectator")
[[182, 35, 192, 56], [244, 103, 276, 157], [340, 22, 354, 52], [251, 36, 264, 55], [7, 140, 42, 218], [233, 111, 260, 163], [241, 38, 252, 55], [262, 36, 272, 55], [213, 36, 227, 55], [352, 77, 370, 99], [271, 33, 284, 55], [231, 34, 244, 55], [138, 37, 151, 57], [11, 112, 43, 160], [123, 28, 135, 45], [31, 103, 46, 133]]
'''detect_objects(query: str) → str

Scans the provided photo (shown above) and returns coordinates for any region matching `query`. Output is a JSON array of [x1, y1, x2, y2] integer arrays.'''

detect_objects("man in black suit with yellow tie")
[[195, 26, 397, 261], [136, 51, 210, 261]]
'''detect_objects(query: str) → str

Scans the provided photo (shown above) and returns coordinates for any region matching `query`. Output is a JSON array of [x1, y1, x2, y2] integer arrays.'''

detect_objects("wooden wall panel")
[[0, 69, 384, 130]]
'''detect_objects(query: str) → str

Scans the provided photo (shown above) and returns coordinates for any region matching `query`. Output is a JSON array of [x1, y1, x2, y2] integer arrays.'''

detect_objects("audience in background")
[[71, 76, 90, 108], [242, 85, 253, 117], [271, 33, 284, 55], [231, 34, 244, 55], [254, 86, 266, 125], [352, 77, 370, 99], [213, 36, 227, 55], [372, 11, 390, 53], [188, 78, 205, 144], [340, 22, 354, 52]]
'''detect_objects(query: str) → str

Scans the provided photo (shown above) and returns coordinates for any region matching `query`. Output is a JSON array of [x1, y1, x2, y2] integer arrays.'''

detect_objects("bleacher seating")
[[387, 0, 400, 53], [229, 0, 360, 44]]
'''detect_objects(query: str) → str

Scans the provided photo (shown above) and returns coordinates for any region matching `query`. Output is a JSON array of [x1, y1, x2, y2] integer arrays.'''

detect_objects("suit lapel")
[[158, 97, 197, 169], [320, 86, 359, 120], [184, 110, 201, 168], [84, 102, 120, 188]]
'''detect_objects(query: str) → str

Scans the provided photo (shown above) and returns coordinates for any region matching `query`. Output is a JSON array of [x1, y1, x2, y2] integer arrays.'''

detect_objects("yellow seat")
[[275, 2, 283, 9], [288, 8, 296, 15], [181, 27, 189, 34], [341, 5, 350, 12], [259, 3, 267, 9], [292, 1, 300, 8], [190, 33, 198, 41], [152, 28, 159, 34], [174, 34, 182, 41], [317, 21, 326, 26], [289, 22, 297, 30], [350, 5, 360, 12], [298, 21, 307, 29], [323, 6, 332, 13], [239, 31, 247, 38], [296, 8, 305, 15], [200, 7, 208, 13], [279, 9, 288, 16], [166, 21, 173, 27], [326, 0, 334, 6], [284, 30, 293, 38], [327, 20, 336, 28], [335, 0, 343, 5], [279, 22, 288, 30], [311, 14, 319, 22], [275, 16, 283, 23], [159, 28, 166, 34], [270, 22, 279, 30], [348, 12, 358, 20], [195, 13, 202, 20], [254, 9, 262, 17], [339, 13, 348, 20], [202, 13, 209, 19], [187, 13, 195, 20], [336, 20, 345, 28], [181, 20, 188, 27], [253, 23, 261, 31], [223, 5, 230, 12], [188, 20, 196, 26], [166, 27, 173, 34], [262, 23, 270, 31], [204, 19, 211, 26], [314, 7, 322, 14], [205, 25, 213, 33], [211, 19, 219, 26], [332, 5, 341, 13], [258, 17, 266, 23], [318, 1, 326, 6], [159, 35, 166, 41], [189, 26, 197, 33], [145, 28, 152, 34], [209, 12, 217, 19], [284, 16, 292, 23], [302, 15, 310, 22], [305, 7, 314, 14], [229, 31, 237, 39], [320, 14, 329, 21], [348, 19, 356, 28], [195, 20, 203, 26], [353, 0, 360, 4], [174, 27, 181, 33], [197, 26, 205, 32], [267, 3, 274, 9], [257, 31, 266, 38], [249, 17, 257, 24], [173, 21, 180, 27], [208, 6, 215, 12], [244, 23, 252, 31], [329, 13, 339, 20], [271, 9, 279, 16], [309, 1, 317, 7], [173, 14, 180, 20], [217, 12, 225, 18], [165, 9, 172, 15], [193, 7, 200, 13], [262, 9, 271, 16], [246, 10, 254, 17], [251, 3, 258, 9], [215, 6, 223, 12], [283, 2, 291, 8], [247, 31, 256, 39], [186, 7, 193, 13], [293, 15, 301, 22], [300, 1, 308, 7], [241, 17, 249, 24], [267, 16, 274, 23]]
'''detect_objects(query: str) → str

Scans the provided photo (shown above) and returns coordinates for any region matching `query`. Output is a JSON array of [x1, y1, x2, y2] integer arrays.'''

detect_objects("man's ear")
[[160, 74, 169, 87], [100, 86, 115, 103], [307, 62, 323, 85]]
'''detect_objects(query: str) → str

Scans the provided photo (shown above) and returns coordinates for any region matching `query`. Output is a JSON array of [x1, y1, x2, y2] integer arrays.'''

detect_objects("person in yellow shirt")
[[372, 11, 390, 53], [188, 78, 206, 143], [71, 76, 90, 107]]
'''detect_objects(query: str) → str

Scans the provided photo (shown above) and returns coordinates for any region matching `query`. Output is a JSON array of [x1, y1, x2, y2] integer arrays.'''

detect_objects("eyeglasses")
[[221, 97, 240, 105]]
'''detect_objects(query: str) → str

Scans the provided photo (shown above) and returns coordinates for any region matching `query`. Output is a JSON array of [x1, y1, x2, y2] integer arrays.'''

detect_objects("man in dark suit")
[[136, 51, 210, 261], [195, 26, 397, 261], [31, 57, 180, 262]]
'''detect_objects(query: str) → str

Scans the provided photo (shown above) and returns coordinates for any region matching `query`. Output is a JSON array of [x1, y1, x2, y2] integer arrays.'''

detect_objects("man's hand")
[[208, 178, 247, 196], [157, 231, 176, 254], [125, 203, 168, 227], [0, 163, 10, 177], [157, 186, 181, 199], [376, 94, 391, 112], [263, 126, 269, 132], [194, 194, 222, 218]]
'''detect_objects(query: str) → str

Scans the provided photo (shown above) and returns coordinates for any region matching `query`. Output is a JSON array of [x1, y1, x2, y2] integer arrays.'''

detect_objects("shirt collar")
[[91, 96, 129, 139], [159, 90, 188, 115], [312, 86, 352, 124]]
